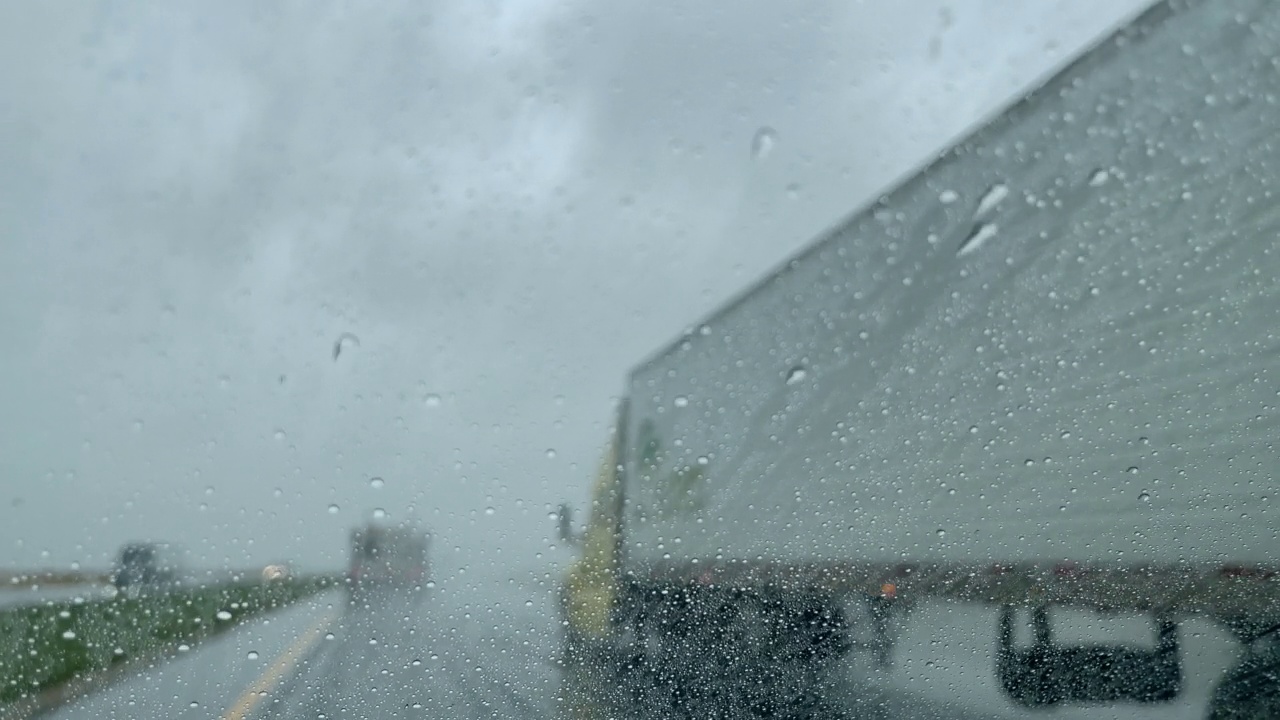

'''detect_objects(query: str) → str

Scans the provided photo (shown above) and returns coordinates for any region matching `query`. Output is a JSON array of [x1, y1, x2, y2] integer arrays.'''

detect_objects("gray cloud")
[[0, 0, 1149, 573]]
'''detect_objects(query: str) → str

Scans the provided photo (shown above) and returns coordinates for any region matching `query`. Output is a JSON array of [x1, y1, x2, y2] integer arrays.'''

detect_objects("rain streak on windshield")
[[3, 0, 1279, 719]]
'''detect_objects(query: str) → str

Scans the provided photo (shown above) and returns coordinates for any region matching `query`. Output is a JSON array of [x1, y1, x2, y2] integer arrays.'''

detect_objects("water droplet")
[[1060, 430, 1072, 439], [1088, 168, 1110, 187], [939, 189, 959, 204], [372, 508, 387, 519], [974, 183, 1009, 217], [751, 127, 778, 160], [333, 332, 360, 360], [785, 182, 801, 200], [1024, 459, 1035, 467], [189, 701, 199, 708], [785, 365, 807, 385], [673, 396, 689, 408], [62, 630, 76, 640], [369, 477, 385, 490], [957, 223, 999, 256], [247, 650, 259, 660], [325, 633, 335, 640], [273, 429, 286, 441], [525, 600, 534, 607], [424, 393, 442, 407], [217, 610, 232, 621], [545, 448, 557, 460], [484, 507, 495, 516], [178, 644, 191, 652], [411, 658, 422, 666], [936, 529, 946, 538], [1127, 466, 1139, 475], [1139, 491, 1151, 502], [327, 504, 340, 515]]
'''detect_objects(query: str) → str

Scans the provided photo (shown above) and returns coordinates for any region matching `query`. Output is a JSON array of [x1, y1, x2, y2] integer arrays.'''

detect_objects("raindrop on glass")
[[484, 507, 495, 516], [424, 393, 442, 408], [751, 127, 778, 160], [370, 477, 385, 490], [372, 508, 387, 520], [1139, 490, 1151, 502], [939, 189, 959, 204], [957, 223, 998, 256], [333, 332, 360, 360], [247, 650, 260, 660], [545, 448, 557, 460], [785, 365, 807, 385], [216, 610, 232, 621], [673, 396, 689, 408], [1088, 168, 1110, 187], [327, 504, 340, 515], [974, 182, 1009, 217]]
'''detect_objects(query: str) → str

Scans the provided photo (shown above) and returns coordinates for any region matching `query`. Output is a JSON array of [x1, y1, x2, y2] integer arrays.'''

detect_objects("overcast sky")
[[0, 0, 1151, 575]]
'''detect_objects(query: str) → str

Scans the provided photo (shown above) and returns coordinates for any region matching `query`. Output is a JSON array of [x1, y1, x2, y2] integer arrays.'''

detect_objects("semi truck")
[[347, 522, 430, 600], [110, 542, 186, 594], [560, 0, 1280, 716]]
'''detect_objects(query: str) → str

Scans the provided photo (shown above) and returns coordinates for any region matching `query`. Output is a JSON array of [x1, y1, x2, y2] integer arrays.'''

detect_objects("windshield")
[[4, 1, 1277, 718]]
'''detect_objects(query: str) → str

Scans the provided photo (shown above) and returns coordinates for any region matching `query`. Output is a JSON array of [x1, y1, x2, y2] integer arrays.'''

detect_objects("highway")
[[0, 585, 115, 611], [40, 571, 563, 720], [35, 576, 1243, 719]]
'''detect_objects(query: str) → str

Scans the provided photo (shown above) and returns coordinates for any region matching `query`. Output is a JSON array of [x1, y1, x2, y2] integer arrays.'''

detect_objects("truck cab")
[[111, 542, 183, 594]]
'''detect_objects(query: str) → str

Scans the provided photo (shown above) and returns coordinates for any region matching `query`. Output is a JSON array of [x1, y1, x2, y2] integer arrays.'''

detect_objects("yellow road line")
[[222, 608, 337, 720]]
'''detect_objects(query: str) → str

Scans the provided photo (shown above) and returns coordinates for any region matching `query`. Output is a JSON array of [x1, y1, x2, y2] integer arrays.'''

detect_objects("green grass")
[[0, 576, 335, 705]]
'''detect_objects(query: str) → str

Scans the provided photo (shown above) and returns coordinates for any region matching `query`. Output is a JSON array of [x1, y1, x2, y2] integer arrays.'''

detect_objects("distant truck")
[[110, 542, 185, 593], [559, 0, 1280, 717], [347, 523, 430, 597]]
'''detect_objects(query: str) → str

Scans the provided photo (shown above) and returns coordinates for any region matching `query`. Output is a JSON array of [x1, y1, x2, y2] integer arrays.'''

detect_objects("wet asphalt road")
[[40, 572, 564, 720], [0, 585, 115, 611], [37, 577, 1241, 719], [258, 584, 560, 719]]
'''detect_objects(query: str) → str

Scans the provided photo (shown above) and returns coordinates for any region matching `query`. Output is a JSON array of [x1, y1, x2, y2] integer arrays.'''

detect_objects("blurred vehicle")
[[110, 542, 185, 593], [347, 523, 430, 598], [559, 0, 1280, 716], [261, 562, 292, 582]]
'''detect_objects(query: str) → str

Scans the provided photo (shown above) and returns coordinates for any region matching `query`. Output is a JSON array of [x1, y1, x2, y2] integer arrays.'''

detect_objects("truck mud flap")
[[607, 581, 851, 718], [996, 605, 1182, 708]]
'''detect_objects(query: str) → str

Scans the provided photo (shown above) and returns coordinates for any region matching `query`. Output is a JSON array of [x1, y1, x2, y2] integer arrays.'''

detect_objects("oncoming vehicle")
[[560, 0, 1280, 717], [347, 523, 430, 599], [110, 542, 185, 594]]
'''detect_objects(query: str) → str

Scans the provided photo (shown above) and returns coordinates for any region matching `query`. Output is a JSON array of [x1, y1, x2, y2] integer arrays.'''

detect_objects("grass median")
[[0, 576, 336, 705]]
